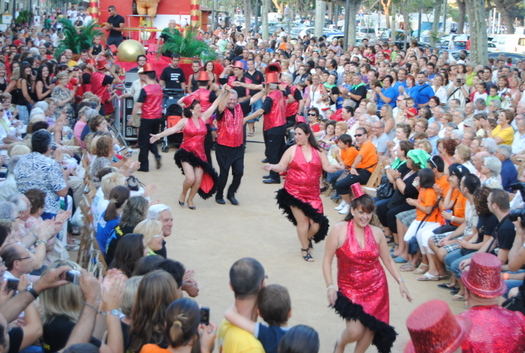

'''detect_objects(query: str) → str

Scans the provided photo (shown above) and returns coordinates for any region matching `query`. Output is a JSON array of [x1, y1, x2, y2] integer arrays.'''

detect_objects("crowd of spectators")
[[0, 7, 522, 353]]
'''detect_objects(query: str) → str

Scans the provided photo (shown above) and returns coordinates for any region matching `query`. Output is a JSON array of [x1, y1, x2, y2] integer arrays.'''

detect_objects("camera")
[[457, 79, 462, 84], [64, 270, 81, 284], [200, 307, 210, 325], [509, 208, 525, 227], [510, 182, 525, 203], [6, 278, 19, 292]]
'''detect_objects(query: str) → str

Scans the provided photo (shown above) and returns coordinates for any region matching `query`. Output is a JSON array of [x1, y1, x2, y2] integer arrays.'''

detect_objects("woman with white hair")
[[480, 137, 498, 154], [481, 155, 503, 189]]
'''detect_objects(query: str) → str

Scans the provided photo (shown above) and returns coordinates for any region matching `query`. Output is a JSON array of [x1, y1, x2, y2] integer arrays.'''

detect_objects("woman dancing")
[[323, 185, 412, 353], [150, 89, 227, 210], [264, 122, 344, 262]]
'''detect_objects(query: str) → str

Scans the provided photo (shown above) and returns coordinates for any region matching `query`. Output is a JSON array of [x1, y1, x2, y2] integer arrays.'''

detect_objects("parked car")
[[492, 34, 525, 54], [488, 52, 525, 63], [356, 27, 377, 41], [378, 29, 406, 41]]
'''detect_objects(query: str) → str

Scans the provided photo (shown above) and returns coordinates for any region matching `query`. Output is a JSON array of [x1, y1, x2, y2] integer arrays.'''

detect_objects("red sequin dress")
[[459, 305, 525, 352], [276, 145, 329, 243], [333, 220, 396, 353], [174, 117, 218, 199]]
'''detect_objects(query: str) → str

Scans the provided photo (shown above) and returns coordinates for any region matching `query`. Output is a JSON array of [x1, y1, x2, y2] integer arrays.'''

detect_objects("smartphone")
[[65, 270, 81, 285], [6, 278, 19, 292], [200, 307, 210, 325], [51, 142, 57, 151]]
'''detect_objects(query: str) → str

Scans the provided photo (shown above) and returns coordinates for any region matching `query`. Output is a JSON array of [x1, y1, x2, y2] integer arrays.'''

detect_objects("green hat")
[[407, 149, 431, 169]]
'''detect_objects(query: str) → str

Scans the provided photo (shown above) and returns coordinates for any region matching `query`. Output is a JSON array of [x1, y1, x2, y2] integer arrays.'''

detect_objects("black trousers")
[[215, 144, 245, 199], [138, 118, 162, 171], [263, 124, 287, 180], [335, 168, 372, 195], [377, 201, 414, 234], [107, 36, 123, 46]]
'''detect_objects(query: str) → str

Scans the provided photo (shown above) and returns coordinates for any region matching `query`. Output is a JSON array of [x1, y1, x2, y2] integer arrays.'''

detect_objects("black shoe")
[[156, 156, 162, 169], [137, 168, 149, 172], [450, 289, 459, 295], [227, 196, 239, 205], [263, 178, 280, 184], [262, 175, 272, 179], [216, 198, 226, 205], [261, 158, 269, 163]]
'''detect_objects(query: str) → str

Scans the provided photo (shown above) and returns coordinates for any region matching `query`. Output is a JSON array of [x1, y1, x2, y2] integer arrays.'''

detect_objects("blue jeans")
[[247, 99, 262, 123], [446, 250, 475, 278], [503, 270, 525, 298]]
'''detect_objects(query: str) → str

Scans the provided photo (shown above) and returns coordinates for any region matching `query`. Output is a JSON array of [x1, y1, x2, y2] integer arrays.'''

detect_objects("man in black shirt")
[[345, 73, 367, 108], [160, 53, 186, 90], [105, 6, 124, 46], [243, 59, 263, 136]]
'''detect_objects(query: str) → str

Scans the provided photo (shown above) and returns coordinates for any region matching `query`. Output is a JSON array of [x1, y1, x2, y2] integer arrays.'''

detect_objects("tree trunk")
[[244, 0, 251, 33], [346, 0, 363, 46], [457, 0, 465, 34], [430, 0, 442, 47], [380, 0, 391, 28], [401, 0, 410, 49], [314, 0, 326, 37], [465, 0, 487, 65], [262, 0, 269, 39], [492, 0, 517, 34], [390, 1, 396, 42], [271, 0, 284, 13]]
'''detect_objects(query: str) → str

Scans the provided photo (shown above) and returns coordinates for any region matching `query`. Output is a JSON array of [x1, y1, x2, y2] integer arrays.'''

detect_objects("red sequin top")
[[180, 117, 208, 162], [336, 220, 390, 324]]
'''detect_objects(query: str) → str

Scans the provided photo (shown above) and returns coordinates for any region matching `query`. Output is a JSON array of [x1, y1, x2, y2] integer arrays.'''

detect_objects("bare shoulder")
[[369, 225, 384, 243]]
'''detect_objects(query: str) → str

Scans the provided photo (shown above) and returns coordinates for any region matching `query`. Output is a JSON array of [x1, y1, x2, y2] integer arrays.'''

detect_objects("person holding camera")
[[446, 74, 469, 108]]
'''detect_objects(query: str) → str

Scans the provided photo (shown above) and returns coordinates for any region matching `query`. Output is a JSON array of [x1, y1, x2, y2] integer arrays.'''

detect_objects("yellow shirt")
[[67, 60, 78, 67], [492, 125, 514, 145], [218, 318, 264, 353]]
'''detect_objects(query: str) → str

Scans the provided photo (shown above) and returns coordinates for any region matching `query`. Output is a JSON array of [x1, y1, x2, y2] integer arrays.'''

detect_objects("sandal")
[[400, 263, 417, 272], [451, 294, 466, 301], [413, 263, 429, 274], [417, 272, 440, 281], [437, 283, 457, 290], [301, 248, 314, 262]]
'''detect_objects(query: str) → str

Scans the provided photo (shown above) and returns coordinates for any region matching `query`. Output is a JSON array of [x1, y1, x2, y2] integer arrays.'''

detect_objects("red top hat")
[[265, 62, 282, 74], [233, 61, 245, 70], [96, 58, 108, 70], [87, 58, 96, 66], [265, 72, 280, 84], [405, 300, 472, 353], [138, 63, 156, 73], [181, 95, 196, 107], [197, 71, 209, 81], [461, 253, 506, 298], [350, 183, 365, 199]]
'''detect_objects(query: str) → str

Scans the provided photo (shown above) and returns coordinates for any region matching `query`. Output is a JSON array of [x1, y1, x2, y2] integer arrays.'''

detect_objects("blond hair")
[[133, 219, 163, 247]]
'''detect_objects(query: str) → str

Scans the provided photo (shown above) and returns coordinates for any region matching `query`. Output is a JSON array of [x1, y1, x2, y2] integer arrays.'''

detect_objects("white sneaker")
[[338, 204, 350, 215], [335, 200, 347, 211]]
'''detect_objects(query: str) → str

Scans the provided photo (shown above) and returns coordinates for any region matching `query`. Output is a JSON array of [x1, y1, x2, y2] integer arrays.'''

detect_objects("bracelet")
[[503, 273, 509, 280], [35, 240, 49, 246], [451, 216, 455, 223], [326, 285, 334, 291], [83, 302, 101, 314], [398, 278, 405, 283]]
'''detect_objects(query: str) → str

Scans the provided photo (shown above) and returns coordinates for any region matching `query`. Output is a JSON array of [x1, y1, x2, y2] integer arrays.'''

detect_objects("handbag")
[[376, 175, 394, 199], [408, 197, 442, 255]]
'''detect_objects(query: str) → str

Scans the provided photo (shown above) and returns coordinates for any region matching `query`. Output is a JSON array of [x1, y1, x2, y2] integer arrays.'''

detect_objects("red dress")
[[276, 145, 329, 243], [333, 220, 396, 353], [174, 117, 218, 199], [459, 305, 525, 352]]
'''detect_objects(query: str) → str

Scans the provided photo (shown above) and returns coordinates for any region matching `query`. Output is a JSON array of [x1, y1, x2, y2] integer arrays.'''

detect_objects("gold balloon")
[[116, 40, 146, 62]]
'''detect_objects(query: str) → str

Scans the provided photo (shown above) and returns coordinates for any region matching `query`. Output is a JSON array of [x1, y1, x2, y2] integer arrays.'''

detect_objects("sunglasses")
[[308, 113, 317, 116], [354, 134, 363, 137]]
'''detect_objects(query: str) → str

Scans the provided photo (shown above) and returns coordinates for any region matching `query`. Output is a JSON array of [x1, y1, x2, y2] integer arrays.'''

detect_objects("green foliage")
[[15, 10, 32, 25], [54, 18, 103, 57], [161, 27, 217, 62]]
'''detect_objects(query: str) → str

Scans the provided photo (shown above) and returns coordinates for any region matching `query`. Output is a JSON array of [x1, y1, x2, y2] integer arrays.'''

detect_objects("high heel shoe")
[[178, 200, 185, 206], [188, 203, 196, 210]]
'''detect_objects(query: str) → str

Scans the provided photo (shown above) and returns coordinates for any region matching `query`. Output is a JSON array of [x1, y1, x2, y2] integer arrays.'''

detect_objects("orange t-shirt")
[[356, 141, 378, 172], [435, 174, 451, 197], [140, 344, 169, 353], [451, 189, 467, 226], [341, 147, 358, 168], [416, 188, 441, 222]]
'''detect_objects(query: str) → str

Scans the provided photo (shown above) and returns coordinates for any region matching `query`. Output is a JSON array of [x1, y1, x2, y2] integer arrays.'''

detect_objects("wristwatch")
[[25, 283, 39, 299], [106, 309, 120, 317]]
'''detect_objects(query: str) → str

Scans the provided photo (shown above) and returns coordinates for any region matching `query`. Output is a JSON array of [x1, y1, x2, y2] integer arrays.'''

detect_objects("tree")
[[380, 0, 392, 27], [465, 0, 488, 65], [345, 0, 363, 47], [430, 0, 443, 46], [456, 0, 466, 34], [490, 0, 520, 34]]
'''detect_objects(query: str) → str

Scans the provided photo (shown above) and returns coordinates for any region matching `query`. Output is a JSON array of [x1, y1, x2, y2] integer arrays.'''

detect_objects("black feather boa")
[[333, 291, 397, 353], [174, 149, 218, 199], [275, 188, 329, 243]]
